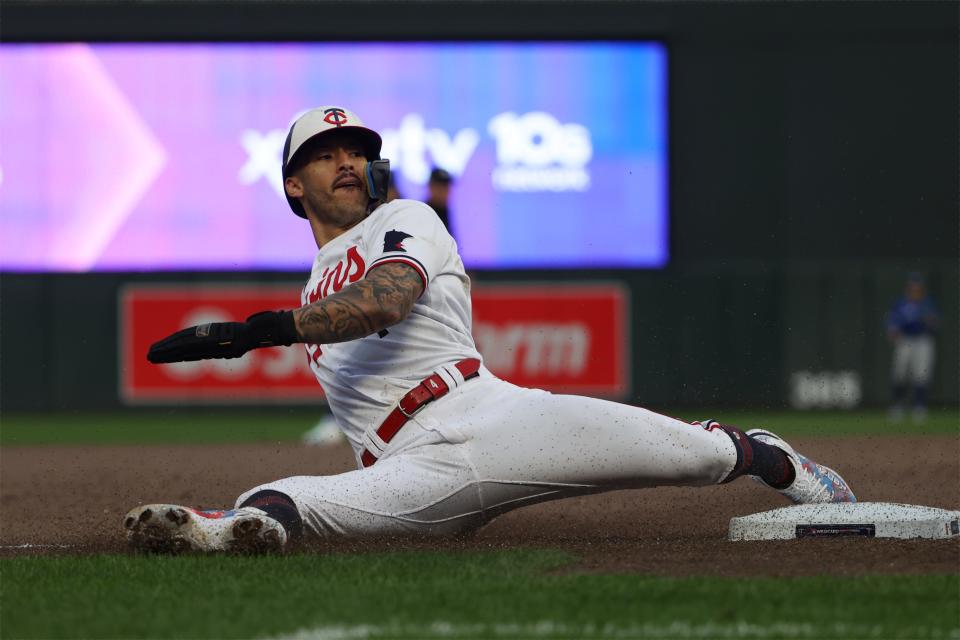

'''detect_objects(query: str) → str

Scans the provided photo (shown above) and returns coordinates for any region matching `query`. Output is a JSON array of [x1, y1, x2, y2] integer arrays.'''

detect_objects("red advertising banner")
[[120, 284, 316, 403], [120, 282, 629, 403], [472, 284, 628, 396]]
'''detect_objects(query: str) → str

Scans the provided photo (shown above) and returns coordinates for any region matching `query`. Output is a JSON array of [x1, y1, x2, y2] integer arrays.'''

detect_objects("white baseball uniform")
[[237, 199, 740, 538], [892, 336, 935, 386]]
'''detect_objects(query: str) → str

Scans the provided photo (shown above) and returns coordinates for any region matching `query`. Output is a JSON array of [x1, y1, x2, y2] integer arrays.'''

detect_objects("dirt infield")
[[2, 435, 958, 575]]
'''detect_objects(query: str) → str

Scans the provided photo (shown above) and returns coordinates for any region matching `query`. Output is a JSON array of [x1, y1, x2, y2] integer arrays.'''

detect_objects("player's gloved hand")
[[147, 311, 299, 364]]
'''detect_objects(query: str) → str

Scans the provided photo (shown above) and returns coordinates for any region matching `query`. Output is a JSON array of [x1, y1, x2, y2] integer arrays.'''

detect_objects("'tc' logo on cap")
[[323, 108, 349, 127]]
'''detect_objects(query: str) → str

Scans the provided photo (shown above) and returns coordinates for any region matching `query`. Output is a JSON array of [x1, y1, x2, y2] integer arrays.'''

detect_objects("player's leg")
[[437, 378, 853, 513], [226, 382, 752, 544], [889, 339, 911, 421], [126, 438, 482, 550], [234, 440, 483, 540], [219, 381, 755, 542], [442, 379, 741, 490], [909, 336, 935, 423], [126, 413, 482, 549]]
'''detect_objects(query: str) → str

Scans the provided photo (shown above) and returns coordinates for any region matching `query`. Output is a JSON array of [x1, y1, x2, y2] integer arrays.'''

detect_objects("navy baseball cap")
[[429, 167, 453, 184]]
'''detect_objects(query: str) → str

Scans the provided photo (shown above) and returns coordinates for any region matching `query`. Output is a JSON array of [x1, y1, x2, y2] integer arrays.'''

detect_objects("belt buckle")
[[397, 395, 422, 419]]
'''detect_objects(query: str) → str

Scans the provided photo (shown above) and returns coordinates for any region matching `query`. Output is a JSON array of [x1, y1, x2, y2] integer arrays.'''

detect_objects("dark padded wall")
[[671, 36, 957, 262]]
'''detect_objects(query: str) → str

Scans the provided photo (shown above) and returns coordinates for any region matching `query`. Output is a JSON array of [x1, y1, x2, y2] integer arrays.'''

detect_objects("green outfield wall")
[[2, 262, 956, 410]]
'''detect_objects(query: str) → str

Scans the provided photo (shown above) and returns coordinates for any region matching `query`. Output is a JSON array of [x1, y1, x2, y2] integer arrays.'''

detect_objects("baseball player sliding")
[[124, 107, 856, 554]]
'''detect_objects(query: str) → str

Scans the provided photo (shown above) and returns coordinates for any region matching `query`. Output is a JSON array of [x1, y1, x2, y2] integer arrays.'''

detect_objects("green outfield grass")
[[669, 408, 959, 438], [1, 550, 957, 639], [0, 409, 322, 446], [0, 408, 956, 447]]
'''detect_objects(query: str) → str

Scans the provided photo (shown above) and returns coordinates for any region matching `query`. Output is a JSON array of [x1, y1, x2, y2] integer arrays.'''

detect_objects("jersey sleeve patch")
[[362, 200, 448, 297], [383, 230, 413, 253]]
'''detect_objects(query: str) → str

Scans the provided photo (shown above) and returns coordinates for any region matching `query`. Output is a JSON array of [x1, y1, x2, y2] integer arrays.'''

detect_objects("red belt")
[[360, 358, 481, 468]]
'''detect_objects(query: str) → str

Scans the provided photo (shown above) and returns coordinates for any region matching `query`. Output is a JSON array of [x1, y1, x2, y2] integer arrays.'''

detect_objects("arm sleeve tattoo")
[[293, 262, 424, 345]]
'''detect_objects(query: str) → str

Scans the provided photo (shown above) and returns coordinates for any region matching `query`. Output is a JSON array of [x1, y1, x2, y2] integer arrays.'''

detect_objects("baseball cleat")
[[123, 504, 287, 554], [746, 430, 857, 504]]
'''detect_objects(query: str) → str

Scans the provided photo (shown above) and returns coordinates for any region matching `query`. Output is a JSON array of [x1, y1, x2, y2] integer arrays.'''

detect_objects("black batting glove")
[[147, 310, 298, 364]]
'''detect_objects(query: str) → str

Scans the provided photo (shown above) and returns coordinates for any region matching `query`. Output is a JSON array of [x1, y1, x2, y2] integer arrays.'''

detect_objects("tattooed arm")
[[293, 262, 424, 345], [144, 263, 422, 364]]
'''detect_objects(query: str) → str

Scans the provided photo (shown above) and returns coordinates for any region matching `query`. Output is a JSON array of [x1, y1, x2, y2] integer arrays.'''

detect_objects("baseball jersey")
[[299, 199, 481, 450], [887, 297, 939, 337]]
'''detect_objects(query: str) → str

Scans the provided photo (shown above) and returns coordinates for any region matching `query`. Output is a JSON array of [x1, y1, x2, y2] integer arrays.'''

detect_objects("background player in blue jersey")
[[887, 273, 940, 423]]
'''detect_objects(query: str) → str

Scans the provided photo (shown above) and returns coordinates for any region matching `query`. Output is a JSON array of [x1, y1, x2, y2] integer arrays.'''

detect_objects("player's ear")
[[284, 176, 303, 199]]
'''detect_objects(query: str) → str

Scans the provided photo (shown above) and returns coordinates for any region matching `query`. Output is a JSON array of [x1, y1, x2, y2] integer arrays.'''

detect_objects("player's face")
[[286, 132, 369, 225], [427, 181, 451, 204], [906, 281, 925, 301]]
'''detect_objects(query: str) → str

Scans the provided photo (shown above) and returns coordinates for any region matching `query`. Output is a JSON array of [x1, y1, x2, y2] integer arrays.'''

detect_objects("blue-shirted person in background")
[[887, 273, 940, 423]]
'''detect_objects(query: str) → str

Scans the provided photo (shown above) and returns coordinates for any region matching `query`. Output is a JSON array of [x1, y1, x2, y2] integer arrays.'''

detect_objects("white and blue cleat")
[[747, 429, 857, 504]]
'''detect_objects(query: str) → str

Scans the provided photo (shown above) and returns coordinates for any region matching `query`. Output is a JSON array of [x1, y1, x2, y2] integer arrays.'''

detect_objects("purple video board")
[[0, 43, 667, 271]]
